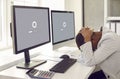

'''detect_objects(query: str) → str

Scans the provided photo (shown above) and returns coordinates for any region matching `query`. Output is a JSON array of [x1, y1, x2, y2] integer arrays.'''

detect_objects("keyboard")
[[49, 58, 77, 73]]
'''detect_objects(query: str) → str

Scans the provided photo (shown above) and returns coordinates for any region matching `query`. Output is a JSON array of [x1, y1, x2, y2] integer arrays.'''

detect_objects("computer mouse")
[[60, 55, 70, 59]]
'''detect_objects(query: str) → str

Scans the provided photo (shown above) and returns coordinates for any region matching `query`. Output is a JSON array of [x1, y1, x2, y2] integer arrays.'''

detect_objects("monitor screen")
[[51, 10, 75, 49], [11, 5, 50, 69]]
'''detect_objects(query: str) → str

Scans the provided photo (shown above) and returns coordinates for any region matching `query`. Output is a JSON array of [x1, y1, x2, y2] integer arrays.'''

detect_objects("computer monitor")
[[11, 5, 51, 69], [51, 10, 75, 50]]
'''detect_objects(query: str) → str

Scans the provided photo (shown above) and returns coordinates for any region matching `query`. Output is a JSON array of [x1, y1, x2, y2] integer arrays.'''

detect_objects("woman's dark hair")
[[75, 33, 85, 49]]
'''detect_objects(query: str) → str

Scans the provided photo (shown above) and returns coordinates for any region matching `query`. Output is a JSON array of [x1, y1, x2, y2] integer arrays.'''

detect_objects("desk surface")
[[0, 47, 95, 79], [0, 60, 95, 79]]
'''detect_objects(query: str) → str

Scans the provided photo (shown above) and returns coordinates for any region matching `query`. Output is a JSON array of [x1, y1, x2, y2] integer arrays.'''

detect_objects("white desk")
[[0, 47, 95, 79], [0, 59, 95, 79]]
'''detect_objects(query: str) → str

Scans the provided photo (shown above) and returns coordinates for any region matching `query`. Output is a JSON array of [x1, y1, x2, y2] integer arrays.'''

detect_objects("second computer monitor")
[[51, 10, 75, 50]]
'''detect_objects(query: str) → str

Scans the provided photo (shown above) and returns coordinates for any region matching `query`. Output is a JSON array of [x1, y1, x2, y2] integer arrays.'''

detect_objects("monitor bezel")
[[51, 10, 75, 45], [12, 5, 51, 54]]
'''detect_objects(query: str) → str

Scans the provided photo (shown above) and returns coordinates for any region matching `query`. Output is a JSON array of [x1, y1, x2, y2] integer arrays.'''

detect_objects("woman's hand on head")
[[80, 28, 93, 42]]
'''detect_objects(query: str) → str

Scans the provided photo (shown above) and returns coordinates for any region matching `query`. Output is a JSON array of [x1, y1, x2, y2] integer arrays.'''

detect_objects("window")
[[0, 0, 39, 50], [13, 0, 39, 6], [0, 0, 7, 49], [0, 0, 1, 41]]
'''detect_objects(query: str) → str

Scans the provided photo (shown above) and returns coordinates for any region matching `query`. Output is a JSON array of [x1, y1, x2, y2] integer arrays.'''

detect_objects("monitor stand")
[[16, 50, 46, 69]]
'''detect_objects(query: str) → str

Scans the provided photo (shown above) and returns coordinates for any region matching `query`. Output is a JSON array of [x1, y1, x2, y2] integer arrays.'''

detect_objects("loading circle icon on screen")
[[61, 21, 67, 31], [28, 21, 37, 34]]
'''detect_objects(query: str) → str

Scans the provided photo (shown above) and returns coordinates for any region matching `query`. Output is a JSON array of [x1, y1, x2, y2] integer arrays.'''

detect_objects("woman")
[[76, 27, 120, 79]]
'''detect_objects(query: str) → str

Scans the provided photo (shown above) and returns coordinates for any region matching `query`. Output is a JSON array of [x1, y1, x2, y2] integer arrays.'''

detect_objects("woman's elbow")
[[83, 60, 96, 67]]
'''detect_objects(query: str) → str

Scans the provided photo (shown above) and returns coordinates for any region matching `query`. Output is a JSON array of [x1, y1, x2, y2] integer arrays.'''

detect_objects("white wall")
[[84, 0, 104, 31], [40, 0, 65, 10], [65, 0, 82, 34]]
